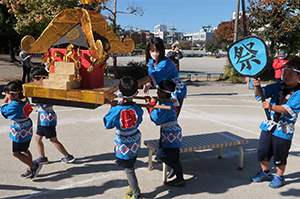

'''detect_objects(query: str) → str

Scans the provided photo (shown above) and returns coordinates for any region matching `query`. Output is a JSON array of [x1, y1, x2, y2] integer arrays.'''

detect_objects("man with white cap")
[[272, 50, 289, 82]]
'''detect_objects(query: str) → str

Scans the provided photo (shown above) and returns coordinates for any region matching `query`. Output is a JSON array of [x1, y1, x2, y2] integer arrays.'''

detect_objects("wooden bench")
[[179, 72, 224, 81], [144, 131, 249, 183]]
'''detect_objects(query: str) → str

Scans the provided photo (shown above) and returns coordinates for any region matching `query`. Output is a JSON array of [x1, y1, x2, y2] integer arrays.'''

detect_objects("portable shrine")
[[21, 7, 135, 108]]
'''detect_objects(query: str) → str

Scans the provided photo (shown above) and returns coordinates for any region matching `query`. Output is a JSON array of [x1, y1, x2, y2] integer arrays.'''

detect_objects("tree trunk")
[[269, 40, 276, 58], [266, 39, 276, 77], [112, 0, 119, 78]]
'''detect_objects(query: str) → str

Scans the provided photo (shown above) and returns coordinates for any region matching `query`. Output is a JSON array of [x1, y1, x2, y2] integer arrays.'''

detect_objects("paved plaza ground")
[[0, 55, 300, 198]]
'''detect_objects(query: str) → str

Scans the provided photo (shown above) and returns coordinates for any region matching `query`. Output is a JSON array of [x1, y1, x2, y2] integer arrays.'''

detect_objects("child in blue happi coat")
[[145, 80, 185, 187], [1, 80, 42, 180], [103, 76, 143, 199], [30, 67, 75, 164], [251, 60, 300, 188]]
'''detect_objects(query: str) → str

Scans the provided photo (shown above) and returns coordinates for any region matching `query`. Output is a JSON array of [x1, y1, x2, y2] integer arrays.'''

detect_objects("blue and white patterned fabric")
[[38, 104, 57, 126], [150, 101, 182, 148], [256, 82, 300, 140], [148, 57, 187, 100], [1, 98, 33, 143], [9, 119, 33, 143], [103, 104, 143, 160], [114, 130, 141, 160]]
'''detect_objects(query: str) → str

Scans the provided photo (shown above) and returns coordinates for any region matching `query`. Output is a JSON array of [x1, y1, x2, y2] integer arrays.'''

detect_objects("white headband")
[[157, 85, 173, 94], [114, 91, 138, 99], [284, 67, 300, 73], [5, 91, 21, 94], [156, 85, 180, 106]]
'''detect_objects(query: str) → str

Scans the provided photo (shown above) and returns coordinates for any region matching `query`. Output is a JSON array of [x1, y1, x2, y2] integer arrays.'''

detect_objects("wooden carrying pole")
[[133, 96, 177, 103], [105, 100, 171, 110], [135, 103, 171, 110], [3, 92, 171, 110]]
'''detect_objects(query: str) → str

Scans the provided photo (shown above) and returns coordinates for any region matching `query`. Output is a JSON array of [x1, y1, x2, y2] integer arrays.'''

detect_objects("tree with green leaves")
[[0, 0, 78, 36], [1, 0, 144, 75], [0, 0, 78, 61], [0, 4, 19, 61], [247, 0, 300, 57]]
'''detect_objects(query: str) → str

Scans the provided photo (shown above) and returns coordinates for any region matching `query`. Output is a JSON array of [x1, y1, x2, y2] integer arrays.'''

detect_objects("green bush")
[[135, 43, 146, 50], [120, 60, 148, 80], [223, 59, 245, 83]]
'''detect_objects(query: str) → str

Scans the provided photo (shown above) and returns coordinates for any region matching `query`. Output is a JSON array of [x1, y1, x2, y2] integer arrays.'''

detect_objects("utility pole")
[[234, 0, 247, 41], [234, 0, 240, 42], [241, 0, 247, 37]]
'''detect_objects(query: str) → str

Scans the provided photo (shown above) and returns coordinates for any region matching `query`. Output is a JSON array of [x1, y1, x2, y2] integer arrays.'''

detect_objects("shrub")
[[223, 59, 245, 83], [120, 60, 148, 80]]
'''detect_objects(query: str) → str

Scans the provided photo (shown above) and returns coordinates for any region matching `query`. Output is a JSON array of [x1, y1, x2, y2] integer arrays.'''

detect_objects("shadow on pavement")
[[2, 137, 300, 198], [141, 138, 258, 198], [1, 179, 128, 199]]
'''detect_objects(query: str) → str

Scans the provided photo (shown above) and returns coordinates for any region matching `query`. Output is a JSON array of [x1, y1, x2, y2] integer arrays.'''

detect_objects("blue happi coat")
[[256, 82, 300, 140], [37, 104, 57, 126], [103, 104, 143, 160], [148, 57, 187, 100], [1, 98, 33, 143], [150, 101, 182, 148]]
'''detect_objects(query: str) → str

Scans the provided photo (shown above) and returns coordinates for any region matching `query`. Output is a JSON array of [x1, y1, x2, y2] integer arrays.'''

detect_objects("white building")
[[153, 24, 214, 47], [183, 26, 214, 42], [153, 24, 183, 45], [154, 24, 168, 39]]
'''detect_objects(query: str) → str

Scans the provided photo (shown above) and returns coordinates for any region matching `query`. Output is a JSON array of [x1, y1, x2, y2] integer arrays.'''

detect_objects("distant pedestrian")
[[272, 50, 289, 82], [19, 50, 32, 83], [30, 67, 75, 165], [167, 41, 183, 71], [1, 80, 42, 180], [251, 60, 300, 189], [246, 77, 254, 90]]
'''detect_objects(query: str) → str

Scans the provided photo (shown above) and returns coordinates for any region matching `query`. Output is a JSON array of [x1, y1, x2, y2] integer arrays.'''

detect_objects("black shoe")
[[167, 168, 175, 179], [166, 178, 186, 187], [20, 168, 32, 178], [30, 163, 42, 180]]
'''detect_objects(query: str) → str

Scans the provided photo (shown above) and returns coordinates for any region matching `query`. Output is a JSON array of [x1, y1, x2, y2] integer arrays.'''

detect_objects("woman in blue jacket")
[[138, 37, 187, 116]]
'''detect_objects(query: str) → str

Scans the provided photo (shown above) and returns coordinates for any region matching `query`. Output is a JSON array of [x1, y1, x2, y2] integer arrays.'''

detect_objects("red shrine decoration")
[[48, 48, 104, 88]]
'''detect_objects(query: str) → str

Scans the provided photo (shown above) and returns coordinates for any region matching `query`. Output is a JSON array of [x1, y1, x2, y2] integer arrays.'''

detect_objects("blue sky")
[[112, 0, 249, 33]]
